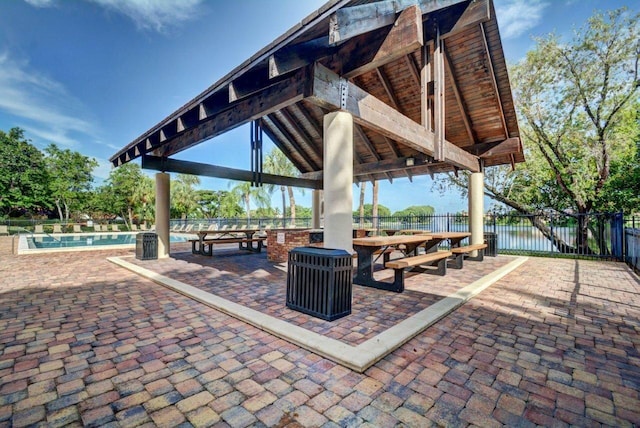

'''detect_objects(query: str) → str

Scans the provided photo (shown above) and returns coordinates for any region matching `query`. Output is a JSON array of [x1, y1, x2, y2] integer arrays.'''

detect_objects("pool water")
[[26, 233, 189, 249]]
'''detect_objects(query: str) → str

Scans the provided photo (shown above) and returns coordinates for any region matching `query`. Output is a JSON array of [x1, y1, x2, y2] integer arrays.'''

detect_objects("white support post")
[[155, 172, 170, 258], [312, 189, 322, 229], [468, 171, 484, 257], [323, 111, 353, 251]]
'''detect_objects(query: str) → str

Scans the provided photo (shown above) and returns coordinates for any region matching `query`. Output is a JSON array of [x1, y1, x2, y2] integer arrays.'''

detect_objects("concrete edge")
[[108, 255, 529, 373]]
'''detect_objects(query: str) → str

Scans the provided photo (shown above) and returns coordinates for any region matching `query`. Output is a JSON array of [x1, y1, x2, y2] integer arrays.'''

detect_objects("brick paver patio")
[[1, 238, 639, 427]]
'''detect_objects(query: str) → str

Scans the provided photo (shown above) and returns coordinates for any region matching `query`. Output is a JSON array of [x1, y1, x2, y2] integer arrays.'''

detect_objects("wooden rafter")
[[259, 119, 308, 174], [404, 54, 421, 89], [376, 67, 402, 112], [355, 124, 393, 182], [480, 21, 509, 140], [263, 113, 319, 171], [279, 107, 323, 160]]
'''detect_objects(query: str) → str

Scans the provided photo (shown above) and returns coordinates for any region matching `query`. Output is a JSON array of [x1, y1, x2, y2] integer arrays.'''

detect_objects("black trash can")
[[136, 232, 158, 260], [484, 232, 498, 257], [286, 247, 353, 321]]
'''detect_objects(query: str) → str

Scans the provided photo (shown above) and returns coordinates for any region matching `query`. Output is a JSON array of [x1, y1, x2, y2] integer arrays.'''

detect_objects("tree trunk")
[[359, 182, 366, 227], [288, 186, 296, 221], [55, 199, 64, 222], [64, 201, 69, 222], [245, 194, 251, 222], [372, 181, 379, 229], [280, 186, 286, 219]]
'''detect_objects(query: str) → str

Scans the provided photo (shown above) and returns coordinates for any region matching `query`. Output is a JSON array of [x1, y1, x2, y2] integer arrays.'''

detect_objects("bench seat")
[[190, 237, 265, 255], [450, 243, 488, 268], [386, 250, 452, 281]]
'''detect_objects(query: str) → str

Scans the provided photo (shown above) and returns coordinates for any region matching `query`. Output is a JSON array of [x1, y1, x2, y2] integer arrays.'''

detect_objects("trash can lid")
[[290, 246, 351, 257]]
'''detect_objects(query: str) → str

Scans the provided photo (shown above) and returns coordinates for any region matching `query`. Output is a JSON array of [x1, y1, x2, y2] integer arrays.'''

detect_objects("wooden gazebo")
[[110, 0, 522, 256]]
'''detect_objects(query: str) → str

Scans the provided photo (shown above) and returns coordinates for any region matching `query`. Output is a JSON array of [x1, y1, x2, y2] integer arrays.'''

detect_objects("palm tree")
[[229, 181, 270, 224], [263, 148, 301, 222]]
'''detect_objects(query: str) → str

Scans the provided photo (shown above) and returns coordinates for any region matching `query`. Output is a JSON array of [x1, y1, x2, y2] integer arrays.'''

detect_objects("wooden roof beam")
[[259, 118, 309, 173], [328, 0, 466, 44], [326, 5, 424, 79], [440, 0, 491, 40], [154, 65, 311, 159], [376, 67, 402, 112], [300, 155, 437, 180], [268, 37, 334, 79], [480, 21, 509, 140], [308, 63, 480, 172], [142, 155, 321, 190], [278, 107, 323, 160]]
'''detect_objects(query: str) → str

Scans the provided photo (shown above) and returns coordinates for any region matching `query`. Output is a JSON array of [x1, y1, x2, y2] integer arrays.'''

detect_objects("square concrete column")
[[312, 189, 322, 229], [468, 171, 484, 257], [155, 172, 170, 258], [323, 111, 353, 251]]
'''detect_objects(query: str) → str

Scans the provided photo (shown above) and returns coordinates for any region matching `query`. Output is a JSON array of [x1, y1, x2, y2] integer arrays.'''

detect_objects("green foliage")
[[392, 205, 435, 217], [229, 181, 270, 221], [263, 148, 302, 218], [353, 203, 391, 217], [171, 174, 201, 219], [0, 128, 51, 216], [286, 205, 312, 218], [196, 189, 243, 218], [44, 143, 98, 221]]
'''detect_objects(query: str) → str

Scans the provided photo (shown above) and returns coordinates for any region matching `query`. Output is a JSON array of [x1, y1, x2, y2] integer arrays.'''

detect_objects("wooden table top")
[[427, 231, 471, 239], [353, 234, 432, 247], [197, 229, 259, 237]]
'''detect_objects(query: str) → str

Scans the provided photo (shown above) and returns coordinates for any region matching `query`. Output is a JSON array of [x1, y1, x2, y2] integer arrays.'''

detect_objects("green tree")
[[354, 203, 391, 217], [45, 144, 97, 222], [229, 181, 270, 222], [100, 163, 143, 228], [435, 8, 639, 254], [263, 148, 301, 220], [171, 174, 201, 219], [0, 128, 51, 216], [392, 205, 435, 217]]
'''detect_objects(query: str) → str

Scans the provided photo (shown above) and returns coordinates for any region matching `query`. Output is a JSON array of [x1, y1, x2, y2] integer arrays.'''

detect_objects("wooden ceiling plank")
[[142, 155, 321, 189], [480, 21, 509, 140], [329, 0, 466, 44], [156, 66, 311, 158], [404, 54, 421, 89], [382, 135, 412, 181], [309, 63, 479, 172], [444, 48, 476, 144], [473, 137, 521, 157]]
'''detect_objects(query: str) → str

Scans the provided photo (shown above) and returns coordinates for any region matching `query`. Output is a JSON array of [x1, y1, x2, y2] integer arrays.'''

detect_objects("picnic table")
[[423, 231, 471, 252], [352, 234, 433, 292], [191, 229, 264, 255]]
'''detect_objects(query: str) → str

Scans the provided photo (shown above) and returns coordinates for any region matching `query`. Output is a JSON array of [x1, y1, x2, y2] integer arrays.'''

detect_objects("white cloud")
[[494, 0, 549, 39], [23, 0, 54, 7], [23, 0, 203, 32], [0, 53, 95, 148]]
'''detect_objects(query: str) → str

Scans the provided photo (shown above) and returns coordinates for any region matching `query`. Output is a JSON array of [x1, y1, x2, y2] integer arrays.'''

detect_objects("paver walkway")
[[1, 240, 639, 427]]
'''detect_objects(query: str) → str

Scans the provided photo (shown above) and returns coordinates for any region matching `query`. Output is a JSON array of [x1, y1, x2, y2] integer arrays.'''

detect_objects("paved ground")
[[1, 239, 639, 427]]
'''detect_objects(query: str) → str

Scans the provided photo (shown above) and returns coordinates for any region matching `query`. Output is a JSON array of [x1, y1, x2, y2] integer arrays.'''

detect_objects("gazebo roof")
[[110, 0, 522, 187]]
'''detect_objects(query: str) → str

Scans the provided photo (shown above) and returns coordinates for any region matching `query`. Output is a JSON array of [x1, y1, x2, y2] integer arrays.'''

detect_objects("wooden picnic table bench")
[[449, 243, 488, 268], [190, 234, 265, 256], [385, 250, 453, 284]]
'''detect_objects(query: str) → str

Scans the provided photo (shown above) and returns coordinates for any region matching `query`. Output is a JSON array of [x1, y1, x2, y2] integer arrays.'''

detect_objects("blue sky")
[[1, 0, 637, 214]]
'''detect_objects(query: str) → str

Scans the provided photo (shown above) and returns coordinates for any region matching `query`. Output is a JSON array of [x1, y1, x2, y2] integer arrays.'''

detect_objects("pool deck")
[[1, 237, 639, 427]]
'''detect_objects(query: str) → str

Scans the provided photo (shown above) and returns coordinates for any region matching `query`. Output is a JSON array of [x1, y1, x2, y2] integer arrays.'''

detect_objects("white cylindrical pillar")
[[155, 172, 170, 258], [323, 111, 353, 251], [312, 189, 322, 229], [468, 171, 484, 257]]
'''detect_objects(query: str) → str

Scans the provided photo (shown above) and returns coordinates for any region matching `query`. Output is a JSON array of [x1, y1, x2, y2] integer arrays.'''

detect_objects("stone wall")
[[266, 229, 311, 263]]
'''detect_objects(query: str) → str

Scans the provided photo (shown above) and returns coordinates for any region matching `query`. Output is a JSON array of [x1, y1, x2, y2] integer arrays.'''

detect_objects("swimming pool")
[[18, 232, 191, 254]]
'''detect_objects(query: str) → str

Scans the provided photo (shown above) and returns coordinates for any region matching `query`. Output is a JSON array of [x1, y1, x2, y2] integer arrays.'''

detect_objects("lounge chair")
[[0, 225, 8, 236], [73, 224, 82, 233], [93, 224, 102, 232], [111, 224, 120, 232], [207, 224, 218, 231], [130, 224, 139, 231], [184, 224, 194, 233], [34, 225, 44, 234], [140, 223, 148, 231], [53, 224, 63, 234]]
